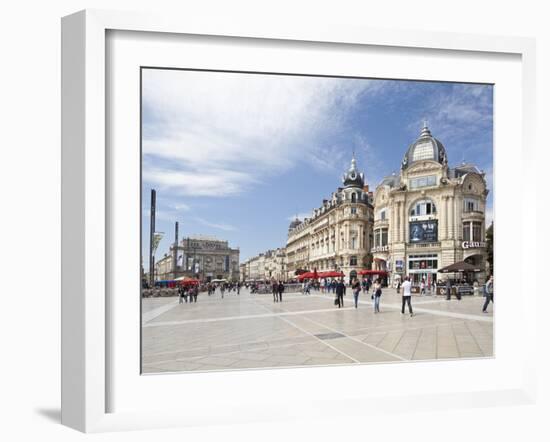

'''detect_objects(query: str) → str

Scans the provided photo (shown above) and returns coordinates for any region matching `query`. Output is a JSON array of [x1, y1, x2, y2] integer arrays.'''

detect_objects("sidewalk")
[[141, 287, 493, 373]]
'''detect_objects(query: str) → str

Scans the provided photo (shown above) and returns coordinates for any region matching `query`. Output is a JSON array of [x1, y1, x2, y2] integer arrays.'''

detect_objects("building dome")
[[288, 218, 302, 231], [342, 154, 365, 188], [401, 122, 447, 170]]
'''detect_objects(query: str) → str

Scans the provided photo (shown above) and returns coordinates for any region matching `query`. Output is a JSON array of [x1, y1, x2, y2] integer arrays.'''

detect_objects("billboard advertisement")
[[409, 220, 438, 243]]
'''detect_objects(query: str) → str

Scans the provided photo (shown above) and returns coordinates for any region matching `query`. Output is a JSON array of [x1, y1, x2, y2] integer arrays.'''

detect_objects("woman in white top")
[[401, 276, 414, 316]]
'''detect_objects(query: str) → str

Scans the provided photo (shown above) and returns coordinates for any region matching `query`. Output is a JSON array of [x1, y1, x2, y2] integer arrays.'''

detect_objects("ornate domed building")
[[285, 155, 374, 282], [373, 122, 489, 287], [401, 123, 447, 171]]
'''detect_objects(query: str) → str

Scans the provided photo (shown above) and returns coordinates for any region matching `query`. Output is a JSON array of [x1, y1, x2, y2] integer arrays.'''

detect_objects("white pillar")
[[451, 196, 456, 239], [400, 201, 409, 242], [445, 196, 449, 240]]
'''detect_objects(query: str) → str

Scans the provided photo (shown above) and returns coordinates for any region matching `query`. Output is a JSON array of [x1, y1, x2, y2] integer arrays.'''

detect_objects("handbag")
[[334, 298, 339, 306]]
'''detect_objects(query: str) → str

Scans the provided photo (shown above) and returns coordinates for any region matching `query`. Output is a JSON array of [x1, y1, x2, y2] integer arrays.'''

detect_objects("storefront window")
[[472, 222, 482, 242], [381, 229, 388, 246], [409, 175, 437, 189], [464, 197, 479, 212], [463, 221, 483, 241], [410, 199, 437, 217], [463, 222, 470, 241], [373, 228, 389, 247]]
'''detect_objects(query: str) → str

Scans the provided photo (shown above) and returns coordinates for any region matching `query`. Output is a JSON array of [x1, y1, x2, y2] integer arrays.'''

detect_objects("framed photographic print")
[[61, 9, 537, 433]]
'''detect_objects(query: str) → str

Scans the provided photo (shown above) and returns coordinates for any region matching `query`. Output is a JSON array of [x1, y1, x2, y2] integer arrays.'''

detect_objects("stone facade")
[[155, 235, 240, 282], [241, 247, 286, 281], [286, 156, 374, 282], [372, 123, 489, 286]]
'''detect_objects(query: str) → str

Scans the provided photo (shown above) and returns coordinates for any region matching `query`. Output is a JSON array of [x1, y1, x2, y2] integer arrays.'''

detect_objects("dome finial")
[[349, 151, 357, 172], [420, 119, 431, 137]]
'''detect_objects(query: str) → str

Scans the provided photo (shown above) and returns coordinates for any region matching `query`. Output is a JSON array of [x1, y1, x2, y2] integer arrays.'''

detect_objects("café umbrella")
[[437, 261, 481, 273]]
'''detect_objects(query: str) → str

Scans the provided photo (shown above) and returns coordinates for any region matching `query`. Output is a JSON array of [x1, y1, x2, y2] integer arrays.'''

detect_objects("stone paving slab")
[[141, 288, 493, 374]]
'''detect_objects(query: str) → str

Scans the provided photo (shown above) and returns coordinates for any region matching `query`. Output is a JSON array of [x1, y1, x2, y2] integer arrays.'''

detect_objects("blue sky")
[[141, 69, 493, 265]]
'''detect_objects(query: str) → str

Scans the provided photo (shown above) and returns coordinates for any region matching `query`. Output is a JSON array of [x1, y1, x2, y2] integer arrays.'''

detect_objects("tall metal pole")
[[187, 237, 190, 273], [173, 221, 179, 277], [149, 189, 156, 287]]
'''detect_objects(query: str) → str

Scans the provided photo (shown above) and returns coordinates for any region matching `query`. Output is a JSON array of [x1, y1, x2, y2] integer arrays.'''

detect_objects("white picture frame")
[[61, 9, 537, 433]]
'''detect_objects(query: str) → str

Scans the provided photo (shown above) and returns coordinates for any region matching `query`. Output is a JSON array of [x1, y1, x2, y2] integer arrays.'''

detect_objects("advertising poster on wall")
[[409, 220, 438, 243]]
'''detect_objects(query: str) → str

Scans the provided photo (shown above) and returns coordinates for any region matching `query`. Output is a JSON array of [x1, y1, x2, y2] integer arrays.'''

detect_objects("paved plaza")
[[141, 288, 493, 374]]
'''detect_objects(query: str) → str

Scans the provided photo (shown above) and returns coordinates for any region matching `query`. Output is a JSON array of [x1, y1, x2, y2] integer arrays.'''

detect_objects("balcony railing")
[[407, 242, 441, 249], [462, 209, 484, 217], [374, 218, 389, 227]]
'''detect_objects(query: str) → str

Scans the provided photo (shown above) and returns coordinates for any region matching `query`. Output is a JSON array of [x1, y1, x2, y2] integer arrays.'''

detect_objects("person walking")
[[352, 278, 361, 308], [272, 280, 279, 303], [373, 278, 382, 313], [278, 280, 285, 302], [396, 279, 401, 294], [192, 285, 198, 303], [445, 278, 452, 301], [420, 278, 426, 296], [178, 286, 184, 304], [335, 278, 345, 308], [181, 286, 189, 303], [482, 275, 494, 313], [401, 276, 414, 316]]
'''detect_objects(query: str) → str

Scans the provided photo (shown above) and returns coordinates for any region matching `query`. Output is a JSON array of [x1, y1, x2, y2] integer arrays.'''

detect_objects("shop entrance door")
[[412, 272, 437, 291]]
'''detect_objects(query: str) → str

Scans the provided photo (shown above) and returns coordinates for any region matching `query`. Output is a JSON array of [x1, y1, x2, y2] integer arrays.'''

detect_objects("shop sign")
[[462, 241, 486, 249], [371, 245, 389, 253], [395, 259, 404, 272]]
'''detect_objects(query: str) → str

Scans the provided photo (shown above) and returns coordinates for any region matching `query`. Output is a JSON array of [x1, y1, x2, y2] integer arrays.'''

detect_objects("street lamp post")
[[149, 189, 156, 287]]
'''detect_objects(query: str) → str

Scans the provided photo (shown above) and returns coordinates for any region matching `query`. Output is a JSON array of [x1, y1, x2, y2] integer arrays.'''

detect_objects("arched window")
[[351, 193, 357, 203], [410, 199, 437, 217]]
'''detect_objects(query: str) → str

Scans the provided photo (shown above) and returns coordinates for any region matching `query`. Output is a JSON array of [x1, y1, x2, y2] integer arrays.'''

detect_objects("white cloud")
[[194, 217, 236, 232], [172, 202, 191, 211], [143, 167, 257, 197], [141, 200, 191, 222], [412, 83, 493, 149], [142, 69, 379, 196]]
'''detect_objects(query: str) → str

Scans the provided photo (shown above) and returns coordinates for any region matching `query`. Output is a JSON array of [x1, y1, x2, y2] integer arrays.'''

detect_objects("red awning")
[[317, 271, 344, 278], [297, 271, 316, 281], [177, 278, 200, 285]]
